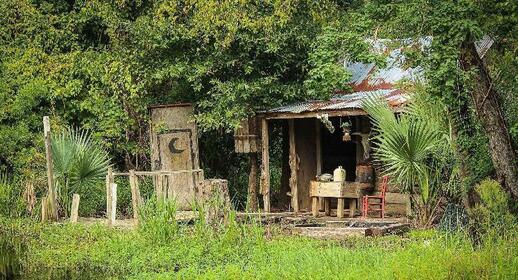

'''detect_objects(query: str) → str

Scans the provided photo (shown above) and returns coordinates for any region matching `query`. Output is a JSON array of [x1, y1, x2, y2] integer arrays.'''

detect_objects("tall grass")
[[1, 212, 517, 280]]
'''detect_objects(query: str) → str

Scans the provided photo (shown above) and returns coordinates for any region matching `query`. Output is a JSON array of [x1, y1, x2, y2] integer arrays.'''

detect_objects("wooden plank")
[[129, 170, 140, 220], [41, 196, 48, 222], [310, 181, 347, 197], [150, 104, 199, 210], [110, 183, 117, 224], [247, 153, 259, 211], [312, 197, 319, 217], [349, 198, 356, 218], [263, 109, 368, 120], [70, 194, 80, 223], [288, 119, 298, 212], [372, 192, 410, 204], [337, 198, 344, 218], [43, 116, 58, 220], [106, 167, 113, 225], [260, 118, 270, 212], [156, 174, 164, 200], [315, 119, 322, 175], [324, 198, 330, 216], [113, 169, 204, 176], [295, 119, 317, 211]]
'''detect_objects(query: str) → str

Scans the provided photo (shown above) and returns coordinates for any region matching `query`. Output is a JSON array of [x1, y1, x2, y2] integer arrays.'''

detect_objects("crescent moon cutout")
[[168, 138, 185, 154]]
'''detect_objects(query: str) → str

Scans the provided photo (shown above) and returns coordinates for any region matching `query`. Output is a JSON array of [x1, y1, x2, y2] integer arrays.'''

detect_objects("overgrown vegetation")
[[1, 214, 517, 279], [1, 0, 517, 278]]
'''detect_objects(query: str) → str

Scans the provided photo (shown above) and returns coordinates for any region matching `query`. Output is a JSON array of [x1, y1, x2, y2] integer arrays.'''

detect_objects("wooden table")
[[310, 181, 370, 218]]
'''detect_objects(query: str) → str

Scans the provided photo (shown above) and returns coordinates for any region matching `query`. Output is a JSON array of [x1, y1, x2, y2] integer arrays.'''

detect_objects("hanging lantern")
[[341, 122, 351, 142]]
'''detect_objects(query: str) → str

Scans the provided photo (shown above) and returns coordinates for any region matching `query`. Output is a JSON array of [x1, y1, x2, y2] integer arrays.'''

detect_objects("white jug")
[[333, 166, 346, 182]]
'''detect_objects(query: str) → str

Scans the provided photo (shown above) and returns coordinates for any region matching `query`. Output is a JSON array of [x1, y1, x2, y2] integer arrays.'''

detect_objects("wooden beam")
[[70, 194, 80, 223], [260, 118, 270, 212], [288, 119, 299, 212], [112, 169, 204, 176], [43, 116, 58, 221], [129, 170, 141, 220], [247, 153, 259, 211], [315, 119, 322, 175], [258, 107, 406, 120], [264, 109, 368, 120], [156, 174, 164, 200]]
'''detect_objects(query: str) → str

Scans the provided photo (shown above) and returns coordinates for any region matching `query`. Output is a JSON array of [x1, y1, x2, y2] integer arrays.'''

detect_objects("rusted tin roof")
[[267, 89, 407, 114]]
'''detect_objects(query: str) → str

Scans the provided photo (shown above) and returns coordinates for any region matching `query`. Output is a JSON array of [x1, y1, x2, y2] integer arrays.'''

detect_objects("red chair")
[[362, 176, 389, 219]]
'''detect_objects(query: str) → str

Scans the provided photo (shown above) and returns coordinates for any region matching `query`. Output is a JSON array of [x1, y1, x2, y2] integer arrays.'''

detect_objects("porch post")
[[289, 119, 299, 213], [260, 118, 270, 212]]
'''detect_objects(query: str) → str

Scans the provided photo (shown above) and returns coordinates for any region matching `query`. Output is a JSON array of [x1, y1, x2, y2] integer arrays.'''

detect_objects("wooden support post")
[[316, 119, 324, 211], [315, 119, 322, 175], [43, 116, 58, 221], [288, 119, 299, 213], [337, 198, 344, 218], [349, 198, 356, 218], [129, 170, 141, 220], [106, 167, 113, 225], [324, 198, 330, 216], [70, 194, 80, 223], [260, 118, 270, 213], [110, 183, 117, 224], [156, 174, 164, 200], [312, 197, 319, 217], [247, 153, 259, 212]]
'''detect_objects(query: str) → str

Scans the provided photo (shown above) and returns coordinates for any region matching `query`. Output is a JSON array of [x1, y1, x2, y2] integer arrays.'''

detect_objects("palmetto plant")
[[51, 128, 110, 216], [363, 92, 453, 227]]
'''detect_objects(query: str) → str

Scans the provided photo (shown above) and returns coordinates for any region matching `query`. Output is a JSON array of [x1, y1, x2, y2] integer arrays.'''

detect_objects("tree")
[[364, 0, 518, 201]]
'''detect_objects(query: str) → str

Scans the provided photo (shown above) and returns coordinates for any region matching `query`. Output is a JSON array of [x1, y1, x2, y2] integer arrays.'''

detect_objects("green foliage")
[[51, 127, 110, 215], [0, 174, 26, 218], [469, 179, 517, 242], [138, 197, 179, 242], [363, 91, 458, 226], [365, 0, 518, 192]]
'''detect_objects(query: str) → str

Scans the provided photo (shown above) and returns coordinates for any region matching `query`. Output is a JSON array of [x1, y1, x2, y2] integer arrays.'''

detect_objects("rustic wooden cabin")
[[248, 41, 422, 216]]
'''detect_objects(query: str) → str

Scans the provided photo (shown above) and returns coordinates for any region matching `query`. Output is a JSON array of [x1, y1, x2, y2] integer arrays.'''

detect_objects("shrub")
[[469, 179, 517, 243]]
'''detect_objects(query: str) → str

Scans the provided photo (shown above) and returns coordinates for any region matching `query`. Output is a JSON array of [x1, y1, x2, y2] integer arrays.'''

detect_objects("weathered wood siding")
[[294, 118, 317, 211], [150, 104, 200, 209]]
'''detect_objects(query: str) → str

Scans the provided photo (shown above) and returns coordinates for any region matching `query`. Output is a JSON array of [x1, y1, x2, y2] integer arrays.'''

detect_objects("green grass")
[[1, 217, 517, 280]]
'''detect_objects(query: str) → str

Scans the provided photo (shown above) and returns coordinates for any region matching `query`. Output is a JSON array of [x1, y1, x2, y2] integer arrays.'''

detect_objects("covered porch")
[[255, 89, 409, 217]]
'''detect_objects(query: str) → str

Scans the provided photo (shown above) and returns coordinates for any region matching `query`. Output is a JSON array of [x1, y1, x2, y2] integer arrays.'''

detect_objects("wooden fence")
[[105, 168, 204, 225]]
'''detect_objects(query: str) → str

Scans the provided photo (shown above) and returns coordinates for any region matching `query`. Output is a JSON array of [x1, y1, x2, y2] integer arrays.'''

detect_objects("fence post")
[[70, 194, 80, 223], [106, 167, 113, 225], [129, 170, 141, 220], [110, 183, 117, 225]]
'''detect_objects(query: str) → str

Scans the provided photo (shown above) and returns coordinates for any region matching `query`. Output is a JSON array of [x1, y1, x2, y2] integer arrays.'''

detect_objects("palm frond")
[[51, 127, 111, 214]]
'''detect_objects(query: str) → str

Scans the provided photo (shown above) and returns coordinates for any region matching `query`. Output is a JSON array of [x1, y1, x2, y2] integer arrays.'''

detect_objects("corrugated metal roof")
[[268, 89, 407, 113]]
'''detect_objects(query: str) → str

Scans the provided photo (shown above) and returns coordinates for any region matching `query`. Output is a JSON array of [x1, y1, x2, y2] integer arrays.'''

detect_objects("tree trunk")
[[247, 153, 259, 211], [459, 39, 518, 200]]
